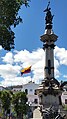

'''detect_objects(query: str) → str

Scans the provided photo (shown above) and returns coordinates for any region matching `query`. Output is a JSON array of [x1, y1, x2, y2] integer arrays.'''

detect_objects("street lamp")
[[0, 100, 2, 113]]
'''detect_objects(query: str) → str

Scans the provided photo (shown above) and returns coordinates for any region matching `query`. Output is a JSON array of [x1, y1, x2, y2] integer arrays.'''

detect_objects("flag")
[[21, 66, 31, 75]]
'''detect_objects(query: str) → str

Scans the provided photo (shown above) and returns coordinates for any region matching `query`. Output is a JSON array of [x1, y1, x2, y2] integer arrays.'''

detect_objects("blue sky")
[[0, 0, 67, 87]]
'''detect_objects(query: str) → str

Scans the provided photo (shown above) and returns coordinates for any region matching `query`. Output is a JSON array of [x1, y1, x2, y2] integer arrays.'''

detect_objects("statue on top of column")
[[44, 1, 54, 25]]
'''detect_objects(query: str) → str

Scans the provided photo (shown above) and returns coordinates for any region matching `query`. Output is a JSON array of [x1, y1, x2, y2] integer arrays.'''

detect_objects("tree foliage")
[[0, 90, 12, 118], [12, 91, 28, 119], [0, 90, 28, 118], [0, 0, 30, 51]]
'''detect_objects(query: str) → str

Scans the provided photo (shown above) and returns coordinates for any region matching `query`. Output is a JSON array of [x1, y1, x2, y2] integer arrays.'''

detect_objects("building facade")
[[61, 91, 67, 105], [0, 86, 4, 91], [22, 81, 40, 107]]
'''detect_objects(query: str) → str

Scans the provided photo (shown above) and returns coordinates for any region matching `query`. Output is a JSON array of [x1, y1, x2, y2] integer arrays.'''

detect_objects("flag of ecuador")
[[21, 66, 31, 75]]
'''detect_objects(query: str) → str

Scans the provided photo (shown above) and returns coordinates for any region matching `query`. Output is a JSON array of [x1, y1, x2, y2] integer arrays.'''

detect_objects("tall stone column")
[[40, 15, 58, 82], [37, 2, 60, 109]]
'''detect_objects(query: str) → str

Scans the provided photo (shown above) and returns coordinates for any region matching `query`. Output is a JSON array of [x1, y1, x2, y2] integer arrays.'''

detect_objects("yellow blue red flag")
[[21, 66, 31, 75]]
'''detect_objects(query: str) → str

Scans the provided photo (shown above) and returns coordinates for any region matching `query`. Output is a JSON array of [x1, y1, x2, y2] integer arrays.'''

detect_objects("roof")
[[7, 85, 23, 89], [23, 81, 39, 86]]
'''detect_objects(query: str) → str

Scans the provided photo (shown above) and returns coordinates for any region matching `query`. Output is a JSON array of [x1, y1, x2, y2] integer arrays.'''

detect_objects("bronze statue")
[[44, 1, 54, 24]]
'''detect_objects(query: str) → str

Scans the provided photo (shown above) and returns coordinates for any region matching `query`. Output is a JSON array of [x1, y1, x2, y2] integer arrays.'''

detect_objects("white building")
[[0, 86, 4, 91], [22, 81, 40, 107], [61, 91, 67, 105], [11, 85, 22, 92]]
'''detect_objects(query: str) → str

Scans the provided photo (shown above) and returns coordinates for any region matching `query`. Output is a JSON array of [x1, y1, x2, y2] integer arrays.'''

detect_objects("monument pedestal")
[[37, 83, 61, 109]]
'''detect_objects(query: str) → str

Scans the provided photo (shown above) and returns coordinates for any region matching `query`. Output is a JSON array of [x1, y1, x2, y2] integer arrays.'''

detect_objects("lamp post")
[[26, 101, 33, 118], [0, 100, 2, 116]]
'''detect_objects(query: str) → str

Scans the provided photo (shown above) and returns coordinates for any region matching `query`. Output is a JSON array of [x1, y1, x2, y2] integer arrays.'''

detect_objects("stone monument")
[[36, 2, 67, 119], [37, 2, 62, 110]]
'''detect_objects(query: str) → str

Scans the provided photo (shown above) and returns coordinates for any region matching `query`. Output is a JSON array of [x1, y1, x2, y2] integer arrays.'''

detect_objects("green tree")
[[12, 91, 28, 119], [0, 0, 30, 51], [0, 90, 12, 118]]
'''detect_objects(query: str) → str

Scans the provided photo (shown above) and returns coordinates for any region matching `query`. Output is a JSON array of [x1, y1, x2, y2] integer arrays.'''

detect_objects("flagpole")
[[30, 69, 32, 82]]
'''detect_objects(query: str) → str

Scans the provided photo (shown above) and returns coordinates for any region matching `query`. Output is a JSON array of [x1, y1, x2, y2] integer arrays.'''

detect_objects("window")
[[30, 89, 32, 91], [34, 99, 38, 104], [25, 89, 28, 94], [48, 60, 51, 75], [34, 90, 37, 95], [65, 99, 67, 104]]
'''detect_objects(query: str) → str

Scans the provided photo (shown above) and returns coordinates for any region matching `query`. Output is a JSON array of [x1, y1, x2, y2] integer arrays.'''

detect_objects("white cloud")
[[0, 64, 20, 79], [54, 58, 60, 78], [14, 48, 44, 67], [1, 76, 31, 87], [0, 46, 67, 87], [2, 52, 14, 64], [0, 46, 2, 50], [55, 46, 67, 65], [54, 58, 60, 69], [63, 75, 67, 78]]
